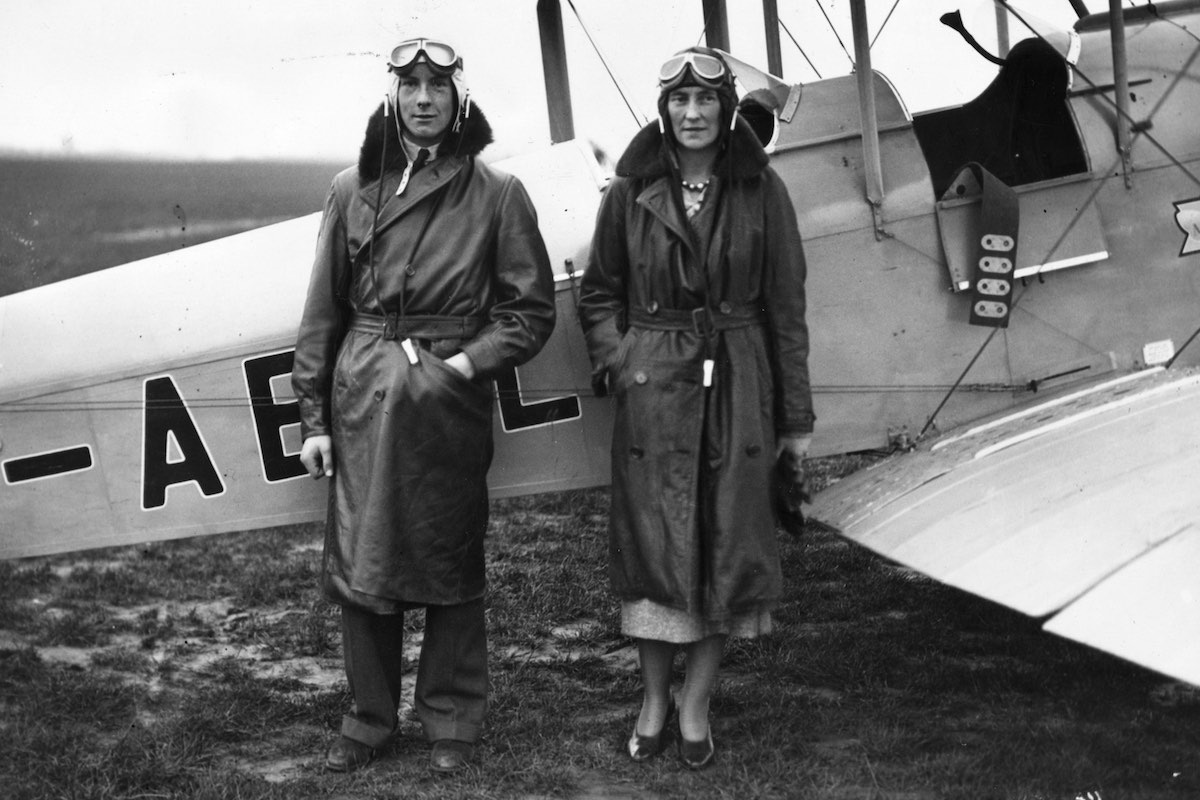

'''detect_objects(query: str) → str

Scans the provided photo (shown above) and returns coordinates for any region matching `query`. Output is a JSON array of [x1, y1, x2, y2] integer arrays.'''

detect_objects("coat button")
[[629, 447, 644, 459], [405, 264, 416, 276], [745, 444, 762, 457], [634, 371, 648, 385], [718, 301, 733, 314], [647, 300, 659, 314], [374, 389, 386, 401]]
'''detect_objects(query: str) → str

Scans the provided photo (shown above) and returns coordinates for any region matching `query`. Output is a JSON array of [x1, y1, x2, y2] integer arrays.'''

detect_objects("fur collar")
[[356, 102, 494, 182], [615, 116, 770, 182]]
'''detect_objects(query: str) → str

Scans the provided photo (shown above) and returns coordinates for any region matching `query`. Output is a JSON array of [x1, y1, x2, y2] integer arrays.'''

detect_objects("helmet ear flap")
[[450, 70, 471, 133]]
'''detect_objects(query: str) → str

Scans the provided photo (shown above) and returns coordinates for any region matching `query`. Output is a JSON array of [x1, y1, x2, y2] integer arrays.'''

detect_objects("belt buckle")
[[383, 313, 400, 341], [691, 307, 713, 337]]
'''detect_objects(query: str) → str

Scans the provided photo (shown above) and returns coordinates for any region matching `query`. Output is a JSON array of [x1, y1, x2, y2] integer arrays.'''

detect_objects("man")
[[291, 37, 555, 774]]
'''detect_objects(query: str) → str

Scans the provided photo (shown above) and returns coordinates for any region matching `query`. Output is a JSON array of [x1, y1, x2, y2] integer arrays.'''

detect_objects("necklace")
[[681, 178, 710, 193]]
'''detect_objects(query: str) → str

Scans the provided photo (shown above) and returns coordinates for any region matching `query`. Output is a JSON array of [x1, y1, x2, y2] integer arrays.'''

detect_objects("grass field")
[[2, 158, 1199, 798], [2, 471, 1199, 799]]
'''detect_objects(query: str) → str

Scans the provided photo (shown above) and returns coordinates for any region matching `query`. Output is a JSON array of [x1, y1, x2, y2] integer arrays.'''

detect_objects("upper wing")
[[808, 367, 1200, 686]]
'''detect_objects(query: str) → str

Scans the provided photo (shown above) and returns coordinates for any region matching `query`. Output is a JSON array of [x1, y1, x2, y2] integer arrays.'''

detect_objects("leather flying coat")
[[292, 103, 556, 611], [579, 119, 813, 620]]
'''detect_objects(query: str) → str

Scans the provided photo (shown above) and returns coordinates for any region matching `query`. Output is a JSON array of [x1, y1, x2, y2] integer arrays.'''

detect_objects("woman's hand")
[[775, 434, 812, 462], [300, 435, 335, 479]]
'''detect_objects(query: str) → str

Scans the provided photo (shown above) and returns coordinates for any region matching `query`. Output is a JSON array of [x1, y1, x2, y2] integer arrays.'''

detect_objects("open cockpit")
[[913, 37, 1089, 198]]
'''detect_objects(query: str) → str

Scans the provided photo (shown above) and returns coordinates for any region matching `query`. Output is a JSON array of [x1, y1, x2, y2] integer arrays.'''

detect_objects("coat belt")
[[350, 312, 486, 341], [627, 304, 767, 336]]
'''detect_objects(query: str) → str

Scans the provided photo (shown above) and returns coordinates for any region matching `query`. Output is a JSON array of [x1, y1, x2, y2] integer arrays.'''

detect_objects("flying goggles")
[[658, 51, 729, 90], [388, 38, 462, 74]]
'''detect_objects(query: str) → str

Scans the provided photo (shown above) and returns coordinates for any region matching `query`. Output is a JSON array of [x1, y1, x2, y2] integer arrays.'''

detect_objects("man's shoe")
[[430, 739, 474, 773], [324, 736, 375, 772]]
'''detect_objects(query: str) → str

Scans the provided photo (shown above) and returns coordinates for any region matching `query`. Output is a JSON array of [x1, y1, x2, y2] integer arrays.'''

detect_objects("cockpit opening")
[[912, 37, 1088, 198]]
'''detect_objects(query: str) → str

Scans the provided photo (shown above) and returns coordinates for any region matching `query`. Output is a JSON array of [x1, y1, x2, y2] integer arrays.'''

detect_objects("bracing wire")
[[564, 0, 647, 128], [0, 380, 1027, 414], [811, 0, 856, 69], [780, 17, 822, 78], [870, 0, 904, 49]]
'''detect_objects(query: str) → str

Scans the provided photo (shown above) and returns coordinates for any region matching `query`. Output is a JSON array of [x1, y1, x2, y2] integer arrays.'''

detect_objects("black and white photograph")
[[2, 1, 1198, 798]]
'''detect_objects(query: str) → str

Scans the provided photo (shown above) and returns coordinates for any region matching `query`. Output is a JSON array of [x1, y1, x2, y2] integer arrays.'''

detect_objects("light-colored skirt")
[[621, 599, 773, 644]]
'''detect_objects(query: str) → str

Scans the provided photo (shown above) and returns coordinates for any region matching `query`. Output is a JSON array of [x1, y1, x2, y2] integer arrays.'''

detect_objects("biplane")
[[2, 0, 1198, 686]]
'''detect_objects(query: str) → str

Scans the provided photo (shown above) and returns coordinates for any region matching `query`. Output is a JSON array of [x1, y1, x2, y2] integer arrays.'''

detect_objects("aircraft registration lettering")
[[494, 366, 582, 433], [142, 375, 226, 509], [3, 445, 94, 485], [134, 348, 582, 508], [242, 350, 306, 483]]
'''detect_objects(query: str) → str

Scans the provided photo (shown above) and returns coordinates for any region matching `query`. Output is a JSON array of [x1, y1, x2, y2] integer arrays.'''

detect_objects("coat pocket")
[[613, 357, 703, 465], [423, 349, 494, 402]]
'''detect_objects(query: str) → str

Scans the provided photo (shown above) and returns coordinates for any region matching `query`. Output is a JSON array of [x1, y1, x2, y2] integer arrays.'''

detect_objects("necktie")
[[411, 148, 430, 174], [397, 148, 430, 196]]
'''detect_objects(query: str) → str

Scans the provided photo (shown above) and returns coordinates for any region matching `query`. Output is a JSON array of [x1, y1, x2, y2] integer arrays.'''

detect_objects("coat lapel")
[[637, 178, 699, 263], [355, 157, 466, 257]]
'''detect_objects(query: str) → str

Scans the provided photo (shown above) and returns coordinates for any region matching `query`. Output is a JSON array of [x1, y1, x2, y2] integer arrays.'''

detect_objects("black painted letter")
[[142, 376, 225, 509], [244, 351, 306, 482]]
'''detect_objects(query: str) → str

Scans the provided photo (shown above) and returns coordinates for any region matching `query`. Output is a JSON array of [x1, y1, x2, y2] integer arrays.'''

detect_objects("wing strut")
[[1108, 0, 1134, 187], [995, 3, 1011, 57], [701, 0, 731, 50], [537, 0, 575, 144], [849, 0, 886, 238], [762, 0, 784, 76]]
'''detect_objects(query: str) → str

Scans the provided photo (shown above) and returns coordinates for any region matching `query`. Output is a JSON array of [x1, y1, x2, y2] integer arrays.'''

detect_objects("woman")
[[579, 47, 814, 769]]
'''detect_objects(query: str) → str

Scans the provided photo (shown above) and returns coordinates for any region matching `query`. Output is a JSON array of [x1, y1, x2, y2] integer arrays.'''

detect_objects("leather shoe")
[[430, 739, 474, 773], [324, 736, 374, 772], [627, 698, 675, 762], [679, 728, 715, 770]]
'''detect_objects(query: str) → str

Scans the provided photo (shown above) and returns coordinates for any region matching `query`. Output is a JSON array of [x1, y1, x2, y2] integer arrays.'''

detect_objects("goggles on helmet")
[[658, 51, 728, 90], [389, 38, 461, 74]]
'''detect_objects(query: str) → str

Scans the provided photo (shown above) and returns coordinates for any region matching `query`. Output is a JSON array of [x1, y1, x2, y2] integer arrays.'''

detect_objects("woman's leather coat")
[[580, 119, 813, 619]]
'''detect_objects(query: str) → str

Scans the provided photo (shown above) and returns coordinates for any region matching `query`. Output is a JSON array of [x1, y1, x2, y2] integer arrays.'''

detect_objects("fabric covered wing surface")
[[809, 368, 1200, 686]]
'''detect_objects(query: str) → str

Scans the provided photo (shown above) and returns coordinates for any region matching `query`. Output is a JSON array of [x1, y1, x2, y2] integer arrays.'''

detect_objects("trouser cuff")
[[420, 719, 483, 744], [340, 714, 395, 749]]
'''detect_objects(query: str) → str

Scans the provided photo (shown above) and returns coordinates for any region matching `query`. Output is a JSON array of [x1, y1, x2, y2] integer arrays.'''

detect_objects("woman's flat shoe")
[[679, 729, 715, 769], [627, 700, 675, 761]]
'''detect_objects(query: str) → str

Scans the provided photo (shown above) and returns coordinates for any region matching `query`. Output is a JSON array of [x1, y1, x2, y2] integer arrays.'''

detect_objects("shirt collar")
[[401, 135, 440, 162]]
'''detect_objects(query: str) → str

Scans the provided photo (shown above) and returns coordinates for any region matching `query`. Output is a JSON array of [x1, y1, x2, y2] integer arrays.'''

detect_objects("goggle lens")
[[658, 52, 727, 84], [389, 38, 460, 72]]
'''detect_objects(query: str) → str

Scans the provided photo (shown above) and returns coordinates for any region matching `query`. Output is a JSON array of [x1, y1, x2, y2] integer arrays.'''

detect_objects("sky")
[[0, 0, 1084, 163]]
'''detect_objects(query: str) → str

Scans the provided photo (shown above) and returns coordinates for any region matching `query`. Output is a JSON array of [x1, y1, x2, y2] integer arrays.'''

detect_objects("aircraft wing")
[[807, 367, 1200, 686], [0, 140, 610, 559]]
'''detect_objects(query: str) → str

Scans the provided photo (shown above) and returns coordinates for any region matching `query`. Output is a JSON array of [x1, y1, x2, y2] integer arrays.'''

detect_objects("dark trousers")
[[338, 598, 487, 748]]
